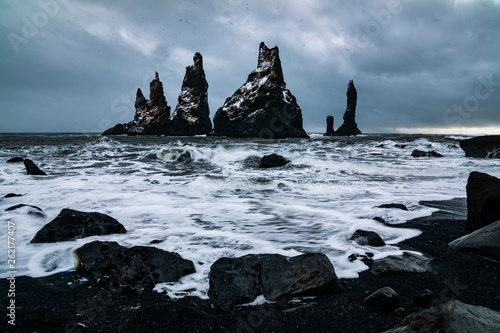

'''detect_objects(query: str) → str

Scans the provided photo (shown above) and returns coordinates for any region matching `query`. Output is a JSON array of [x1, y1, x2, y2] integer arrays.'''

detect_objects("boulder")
[[259, 154, 289, 168], [377, 203, 409, 211], [334, 80, 362, 136], [323, 115, 335, 136], [31, 208, 126, 243], [460, 135, 500, 158], [208, 253, 342, 310], [169, 52, 212, 135], [363, 287, 399, 312], [465, 171, 500, 230], [73, 241, 196, 289], [103, 73, 171, 135], [5, 204, 45, 217], [24, 159, 47, 175], [413, 289, 435, 308], [411, 150, 443, 157], [371, 252, 431, 275], [4, 193, 23, 198], [350, 229, 386, 247], [7, 157, 24, 163], [449, 220, 500, 260], [385, 300, 500, 333], [212, 42, 308, 139]]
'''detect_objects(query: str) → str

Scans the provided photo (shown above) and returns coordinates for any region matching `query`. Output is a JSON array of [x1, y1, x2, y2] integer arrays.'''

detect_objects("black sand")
[[2, 198, 500, 332]]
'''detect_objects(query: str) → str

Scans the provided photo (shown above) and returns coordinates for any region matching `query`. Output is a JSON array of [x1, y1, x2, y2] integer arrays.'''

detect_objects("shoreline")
[[2, 198, 500, 332]]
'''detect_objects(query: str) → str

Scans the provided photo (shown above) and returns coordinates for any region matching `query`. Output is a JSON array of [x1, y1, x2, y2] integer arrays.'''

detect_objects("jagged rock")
[[169, 52, 212, 135], [466, 172, 500, 230], [31, 208, 126, 243], [208, 253, 342, 310], [212, 42, 308, 139], [411, 150, 443, 157], [385, 300, 500, 333], [377, 203, 409, 211], [24, 159, 46, 175], [449, 220, 500, 260], [323, 115, 335, 136], [259, 154, 289, 168], [103, 73, 171, 135], [460, 135, 500, 158], [363, 287, 399, 312], [7, 157, 24, 163], [5, 204, 45, 217], [73, 241, 196, 289], [350, 230, 386, 247], [334, 80, 362, 136], [371, 252, 431, 275]]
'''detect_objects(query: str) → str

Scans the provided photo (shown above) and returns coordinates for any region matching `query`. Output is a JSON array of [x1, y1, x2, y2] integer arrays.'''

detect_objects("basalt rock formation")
[[323, 115, 335, 136], [460, 135, 500, 158], [169, 52, 212, 135], [103, 72, 171, 135], [212, 42, 308, 138], [325, 80, 362, 136], [103, 54, 212, 136]]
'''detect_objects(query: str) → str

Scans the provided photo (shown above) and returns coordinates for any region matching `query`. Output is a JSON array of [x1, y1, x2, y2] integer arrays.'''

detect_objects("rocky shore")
[[2, 198, 499, 332]]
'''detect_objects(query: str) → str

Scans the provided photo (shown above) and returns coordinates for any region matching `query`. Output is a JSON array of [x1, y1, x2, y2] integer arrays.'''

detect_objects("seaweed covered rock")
[[73, 241, 196, 289], [212, 42, 308, 138], [169, 52, 212, 135]]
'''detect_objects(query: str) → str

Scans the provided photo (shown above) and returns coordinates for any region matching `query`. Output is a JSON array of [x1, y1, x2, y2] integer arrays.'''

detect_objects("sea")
[[1, 133, 500, 299]]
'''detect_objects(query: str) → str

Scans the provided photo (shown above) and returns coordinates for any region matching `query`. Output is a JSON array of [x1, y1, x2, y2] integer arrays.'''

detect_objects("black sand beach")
[[2, 198, 499, 332]]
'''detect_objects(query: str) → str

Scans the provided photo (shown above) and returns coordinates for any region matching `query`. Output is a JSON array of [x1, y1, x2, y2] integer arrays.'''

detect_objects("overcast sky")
[[1, 0, 499, 134]]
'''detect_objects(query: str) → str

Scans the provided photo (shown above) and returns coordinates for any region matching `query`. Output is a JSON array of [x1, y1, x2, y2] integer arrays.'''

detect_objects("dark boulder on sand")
[[208, 253, 342, 310], [350, 229, 386, 247], [31, 208, 126, 243], [212, 42, 308, 138], [411, 150, 443, 157], [259, 153, 289, 168], [7, 157, 24, 163], [333, 80, 362, 136], [371, 252, 431, 275], [460, 135, 500, 158], [466, 171, 500, 230], [449, 219, 500, 260], [385, 300, 500, 333], [24, 159, 46, 175], [73, 241, 196, 289], [363, 287, 399, 312]]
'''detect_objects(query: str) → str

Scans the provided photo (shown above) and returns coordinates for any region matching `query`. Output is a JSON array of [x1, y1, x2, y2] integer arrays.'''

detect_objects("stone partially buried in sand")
[[449, 219, 500, 260], [31, 208, 126, 243], [371, 252, 431, 275]]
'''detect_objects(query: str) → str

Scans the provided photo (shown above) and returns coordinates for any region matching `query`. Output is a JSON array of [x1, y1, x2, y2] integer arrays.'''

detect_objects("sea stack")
[[169, 52, 212, 135], [324, 115, 335, 136], [212, 42, 308, 138], [332, 80, 362, 136], [103, 72, 171, 135]]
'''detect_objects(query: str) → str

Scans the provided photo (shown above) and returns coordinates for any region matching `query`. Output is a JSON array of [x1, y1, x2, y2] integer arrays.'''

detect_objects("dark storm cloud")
[[1, 0, 499, 133]]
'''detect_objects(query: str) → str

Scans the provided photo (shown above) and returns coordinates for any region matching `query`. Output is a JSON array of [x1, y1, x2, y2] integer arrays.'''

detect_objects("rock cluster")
[[324, 80, 362, 136], [103, 53, 212, 136], [212, 42, 308, 138]]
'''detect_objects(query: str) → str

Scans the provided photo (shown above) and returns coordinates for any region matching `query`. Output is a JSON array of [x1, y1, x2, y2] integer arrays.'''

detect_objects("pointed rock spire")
[[334, 80, 362, 136], [212, 42, 308, 138], [169, 52, 212, 135], [324, 115, 335, 136]]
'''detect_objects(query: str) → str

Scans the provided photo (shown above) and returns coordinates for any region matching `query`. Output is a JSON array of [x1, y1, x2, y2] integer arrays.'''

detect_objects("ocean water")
[[1, 133, 499, 299]]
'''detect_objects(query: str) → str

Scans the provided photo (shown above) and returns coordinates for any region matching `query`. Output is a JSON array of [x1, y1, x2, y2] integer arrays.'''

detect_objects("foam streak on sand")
[[1, 133, 500, 298]]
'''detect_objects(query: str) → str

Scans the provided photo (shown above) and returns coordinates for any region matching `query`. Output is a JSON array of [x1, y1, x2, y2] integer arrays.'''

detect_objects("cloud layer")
[[1, 0, 499, 134]]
